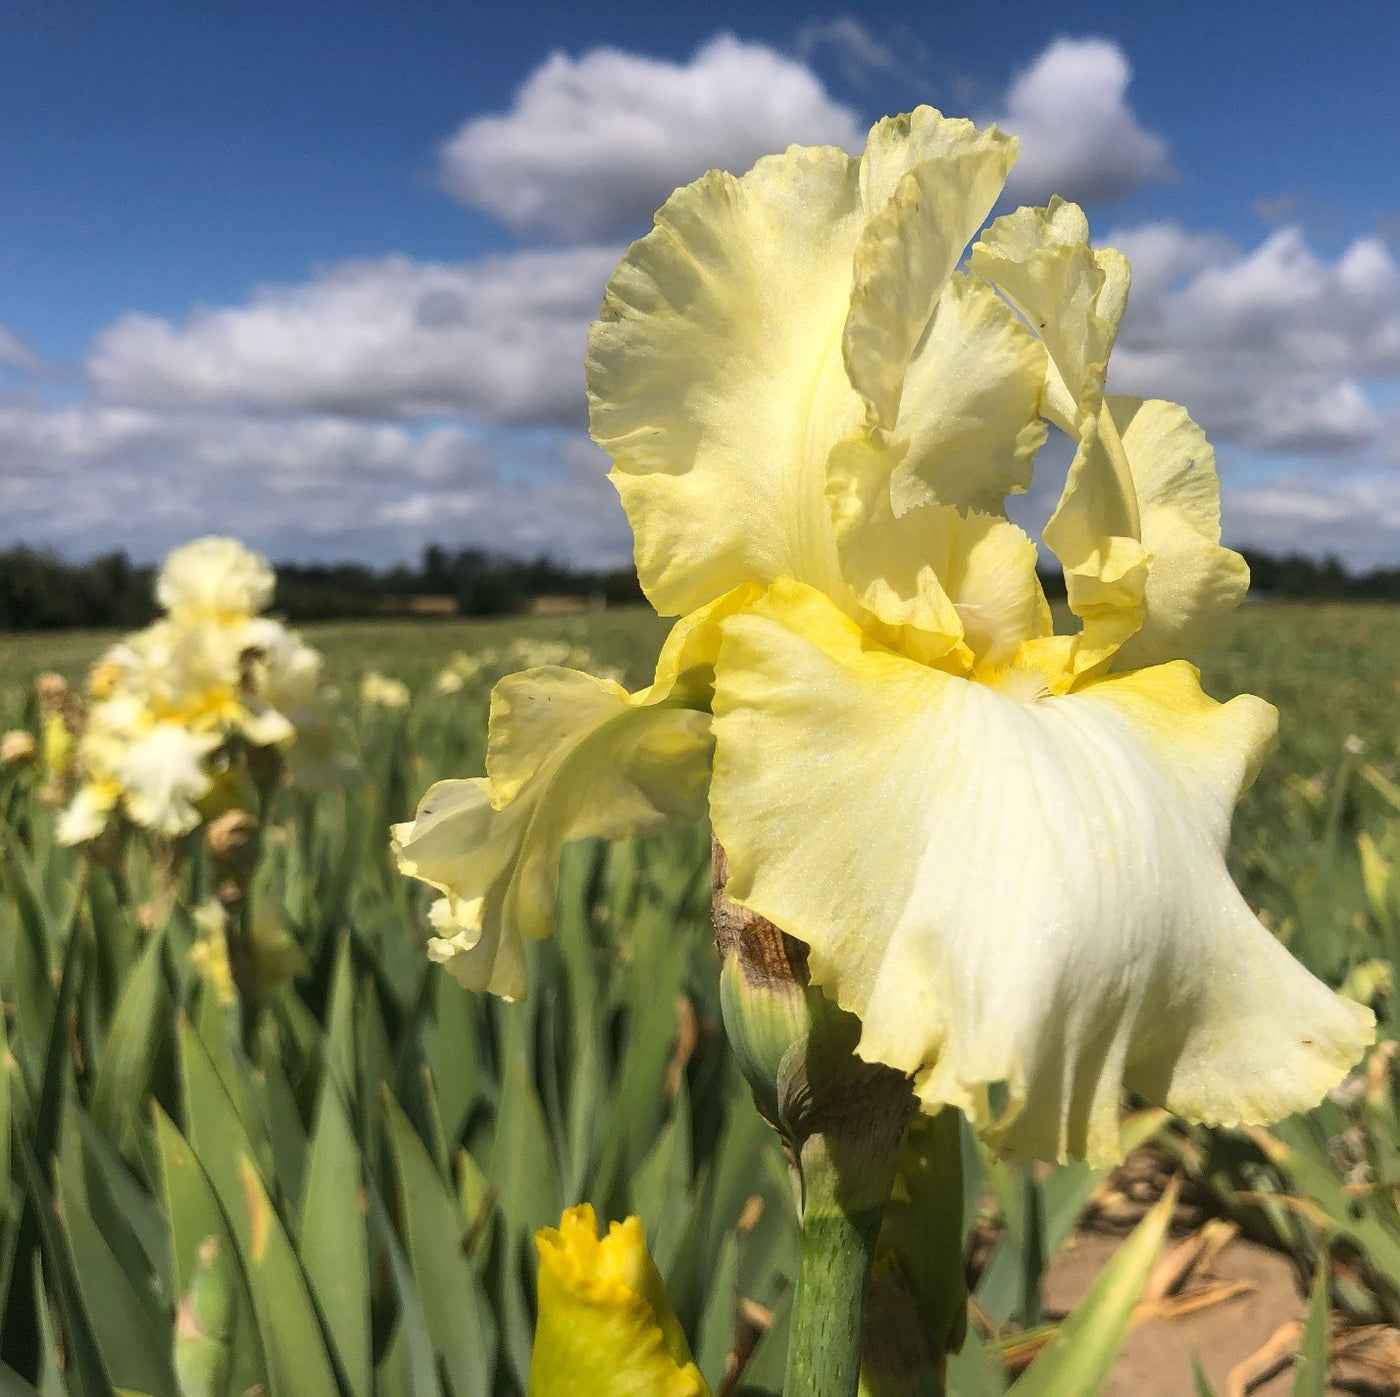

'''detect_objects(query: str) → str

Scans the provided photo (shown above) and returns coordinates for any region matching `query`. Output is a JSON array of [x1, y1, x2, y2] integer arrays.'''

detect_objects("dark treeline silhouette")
[[0, 544, 643, 631], [4, 542, 1398, 632]]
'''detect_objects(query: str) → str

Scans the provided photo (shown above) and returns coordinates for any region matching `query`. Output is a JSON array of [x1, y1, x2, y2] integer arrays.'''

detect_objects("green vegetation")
[[2, 600, 1400, 1393]]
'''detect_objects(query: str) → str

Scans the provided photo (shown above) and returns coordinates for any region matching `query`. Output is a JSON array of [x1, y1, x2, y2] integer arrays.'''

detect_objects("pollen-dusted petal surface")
[[710, 581, 1373, 1165], [588, 145, 865, 616], [530, 1205, 709, 1397], [1107, 397, 1251, 670]]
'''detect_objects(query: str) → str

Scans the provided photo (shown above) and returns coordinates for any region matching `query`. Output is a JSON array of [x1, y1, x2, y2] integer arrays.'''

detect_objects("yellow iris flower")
[[394, 107, 1372, 1163], [58, 537, 328, 843], [529, 1204, 709, 1397]]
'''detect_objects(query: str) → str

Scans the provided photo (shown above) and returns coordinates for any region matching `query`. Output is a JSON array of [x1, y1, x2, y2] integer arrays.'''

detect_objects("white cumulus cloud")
[[437, 33, 863, 241], [995, 38, 1170, 206], [1109, 223, 1400, 453], [0, 401, 629, 566], [88, 248, 620, 426]]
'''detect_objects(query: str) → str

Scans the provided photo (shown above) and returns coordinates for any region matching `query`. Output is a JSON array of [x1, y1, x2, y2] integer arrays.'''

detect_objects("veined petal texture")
[[710, 582, 1373, 1165]]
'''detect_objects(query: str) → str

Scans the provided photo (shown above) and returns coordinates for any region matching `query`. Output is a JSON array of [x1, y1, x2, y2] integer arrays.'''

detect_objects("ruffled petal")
[[886, 274, 1047, 517], [529, 1205, 709, 1397], [588, 146, 865, 615], [115, 723, 220, 838], [1107, 397, 1250, 670], [827, 273, 1049, 662], [394, 592, 757, 999], [844, 116, 1017, 428], [969, 198, 1128, 434], [155, 536, 275, 623], [1041, 409, 1151, 675], [832, 497, 1049, 671], [710, 581, 1372, 1165]]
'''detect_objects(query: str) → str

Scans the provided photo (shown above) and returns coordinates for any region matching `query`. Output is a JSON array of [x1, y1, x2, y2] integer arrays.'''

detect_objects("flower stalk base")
[[713, 840, 916, 1397]]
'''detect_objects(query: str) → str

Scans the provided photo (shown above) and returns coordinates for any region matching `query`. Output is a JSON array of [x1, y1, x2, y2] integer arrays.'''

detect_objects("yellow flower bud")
[[529, 1204, 709, 1397]]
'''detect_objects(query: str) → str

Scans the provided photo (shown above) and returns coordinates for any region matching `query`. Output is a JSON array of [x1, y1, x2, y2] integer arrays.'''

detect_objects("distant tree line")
[[5, 541, 1400, 632], [1034, 549, 1400, 603], [0, 544, 643, 631]]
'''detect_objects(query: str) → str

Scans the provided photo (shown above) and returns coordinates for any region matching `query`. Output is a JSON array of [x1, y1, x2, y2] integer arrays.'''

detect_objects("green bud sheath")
[[712, 839, 917, 1397]]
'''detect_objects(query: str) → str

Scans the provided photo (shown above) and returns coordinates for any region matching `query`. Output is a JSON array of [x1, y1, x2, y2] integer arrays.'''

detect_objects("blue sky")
[[4, 2, 1400, 566]]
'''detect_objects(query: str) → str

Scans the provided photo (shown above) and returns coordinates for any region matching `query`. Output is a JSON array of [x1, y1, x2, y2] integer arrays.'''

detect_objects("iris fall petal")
[[710, 581, 1374, 1165]]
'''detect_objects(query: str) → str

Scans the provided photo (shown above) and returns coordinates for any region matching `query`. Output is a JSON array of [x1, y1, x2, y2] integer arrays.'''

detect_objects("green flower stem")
[[787, 1137, 898, 1397], [712, 839, 916, 1397]]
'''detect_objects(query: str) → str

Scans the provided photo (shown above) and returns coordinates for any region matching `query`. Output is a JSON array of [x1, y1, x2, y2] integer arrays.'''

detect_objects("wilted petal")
[[1107, 397, 1250, 670], [710, 581, 1372, 1164]]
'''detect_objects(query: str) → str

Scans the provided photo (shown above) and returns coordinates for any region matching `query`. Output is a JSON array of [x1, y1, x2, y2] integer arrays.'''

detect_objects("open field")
[[4, 600, 1400, 1394]]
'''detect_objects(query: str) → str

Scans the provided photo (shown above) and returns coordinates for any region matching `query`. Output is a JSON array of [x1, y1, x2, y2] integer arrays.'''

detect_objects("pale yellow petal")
[[56, 780, 121, 845], [1107, 397, 1251, 669], [828, 274, 1047, 538], [588, 146, 865, 615], [394, 603, 743, 998], [156, 536, 275, 622], [844, 116, 1017, 428], [970, 198, 1129, 434], [115, 722, 220, 838], [394, 779, 529, 999], [887, 274, 1047, 516], [710, 581, 1372, 1164], [1038, 408, 1145, 679], [832, 497, 1048, 670], [827, 276, 1047, 663]]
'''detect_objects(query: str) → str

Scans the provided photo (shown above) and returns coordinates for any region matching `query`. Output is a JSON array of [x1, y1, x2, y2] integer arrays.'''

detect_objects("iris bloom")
[[59, 537, 328, 843], [529, 1204, 709, 1397], [394, 108, 1372, 1163]]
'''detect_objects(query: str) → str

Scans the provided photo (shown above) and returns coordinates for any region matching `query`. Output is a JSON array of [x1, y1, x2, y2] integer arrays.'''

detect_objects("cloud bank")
[[7, 30, 1398, 568], [437, 34, 863, 241]]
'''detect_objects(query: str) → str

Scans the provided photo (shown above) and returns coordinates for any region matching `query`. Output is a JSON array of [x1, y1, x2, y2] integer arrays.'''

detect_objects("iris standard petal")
[[844, 116, 1017, 429], [588, 145, 865, 615], [827, 272, 1048, 658], [969, 198, 1129, 435], [1106, 397, 1251, 670], [710, 581, 1373, 1165]]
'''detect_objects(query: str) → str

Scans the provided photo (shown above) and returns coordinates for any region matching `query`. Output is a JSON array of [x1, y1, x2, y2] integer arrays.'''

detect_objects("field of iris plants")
[[3, 587, 1400, 1396]]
